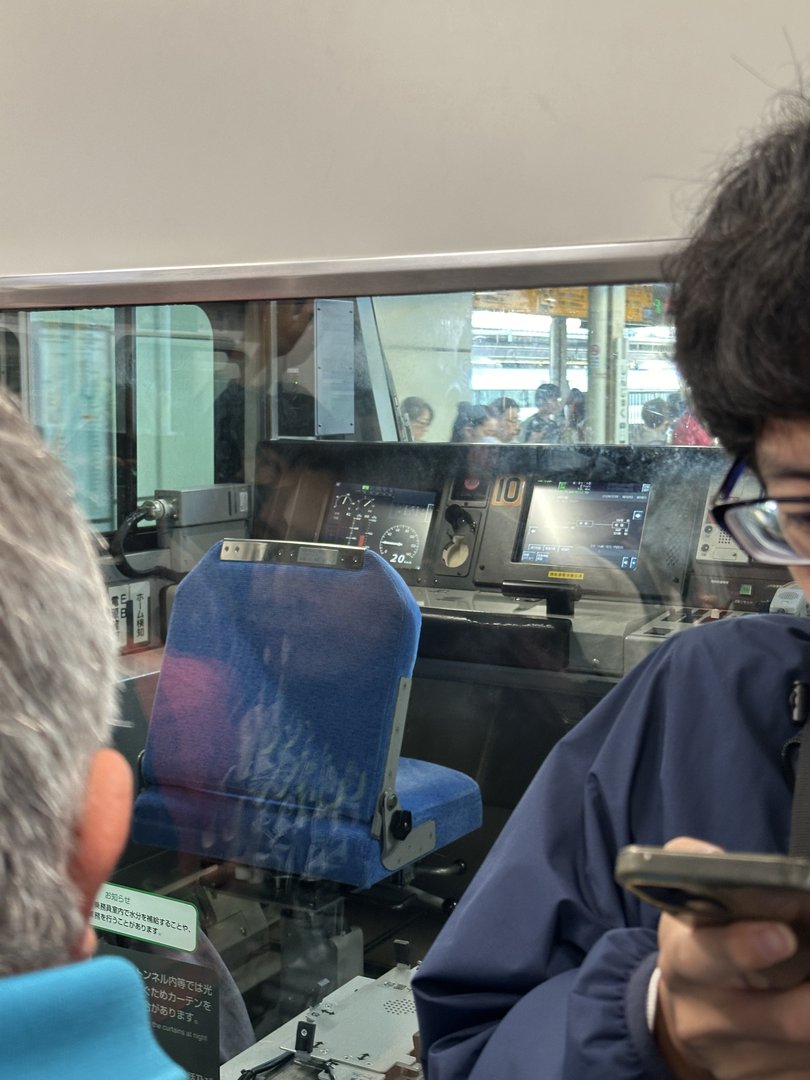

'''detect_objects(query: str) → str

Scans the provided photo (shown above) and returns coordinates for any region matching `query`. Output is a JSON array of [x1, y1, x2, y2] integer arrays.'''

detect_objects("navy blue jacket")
[[412, 614, 810, 1079]]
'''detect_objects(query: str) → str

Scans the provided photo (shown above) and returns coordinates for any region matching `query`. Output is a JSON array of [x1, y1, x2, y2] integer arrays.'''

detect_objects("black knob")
[[390, 809, 413, 840], [445, 504, 474, 532]]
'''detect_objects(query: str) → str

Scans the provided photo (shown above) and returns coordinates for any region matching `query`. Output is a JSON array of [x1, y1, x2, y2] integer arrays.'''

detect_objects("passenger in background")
[[666, 391, 684, 425], [400, 396, 435, 441], [450, 401, 499, 443], [488, 396, 522, 443], [0, 391, 183, 1079], [638, 397, 671, 445], [214, 348, 248, 482], [670, 392, 714, 446], [414, 105, 810, 1079], [522, 382, 563, 443], [560, 387, 590, 443]]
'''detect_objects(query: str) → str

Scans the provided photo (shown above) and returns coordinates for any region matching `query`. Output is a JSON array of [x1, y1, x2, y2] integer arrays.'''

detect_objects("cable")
[[237, 1050, 294, 1078], [109, 502, 185, 583]]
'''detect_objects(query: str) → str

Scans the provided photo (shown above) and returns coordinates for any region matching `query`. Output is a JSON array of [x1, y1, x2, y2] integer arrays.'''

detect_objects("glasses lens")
[[722, 501, 810, 564], [774, 503, 810, 561]]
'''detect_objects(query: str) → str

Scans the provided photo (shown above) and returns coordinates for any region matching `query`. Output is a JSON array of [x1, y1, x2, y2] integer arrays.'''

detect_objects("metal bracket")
[[372, 677, 411, 840], [370, 672, 437, 871], [379, 788, 436, 872], [220, 538, 364, 570]]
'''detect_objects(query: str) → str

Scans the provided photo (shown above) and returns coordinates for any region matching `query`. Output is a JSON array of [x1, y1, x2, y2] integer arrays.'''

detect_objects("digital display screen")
[[518, 480, 652, 571], [321, 482, 436, 570], [297, 546, 339, 567]]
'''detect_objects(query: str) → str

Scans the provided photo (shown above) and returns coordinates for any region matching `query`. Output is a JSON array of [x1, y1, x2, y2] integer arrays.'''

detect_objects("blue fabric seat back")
[[140, 542, 421, 827]]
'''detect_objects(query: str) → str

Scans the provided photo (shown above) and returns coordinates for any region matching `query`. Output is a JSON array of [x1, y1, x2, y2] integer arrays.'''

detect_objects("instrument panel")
[[320, 483, 436, 570], [253, 440, 791, 675]]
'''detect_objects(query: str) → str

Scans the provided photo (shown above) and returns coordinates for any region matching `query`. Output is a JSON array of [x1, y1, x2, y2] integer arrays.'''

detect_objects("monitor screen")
[[518, 479, 652, 572], [320, 482, 436, 570]]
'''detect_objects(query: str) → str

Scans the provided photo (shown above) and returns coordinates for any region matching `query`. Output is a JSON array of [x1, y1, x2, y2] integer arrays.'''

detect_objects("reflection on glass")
[[29, 308, 117, 530], [135, 305, 216, 503], [1, 279, 686, 532], [400, 396, 434, 441], [373, 284, 680, 447]]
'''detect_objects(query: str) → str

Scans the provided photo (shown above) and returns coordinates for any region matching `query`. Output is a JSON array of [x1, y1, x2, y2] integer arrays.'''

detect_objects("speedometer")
[[378, 524, 420, 566]]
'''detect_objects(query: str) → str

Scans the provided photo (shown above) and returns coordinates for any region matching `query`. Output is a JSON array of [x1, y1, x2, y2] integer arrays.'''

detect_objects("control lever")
[[501, 580, 583, 616], [442, 504, 477, 570], [444, 504, 475, 532]]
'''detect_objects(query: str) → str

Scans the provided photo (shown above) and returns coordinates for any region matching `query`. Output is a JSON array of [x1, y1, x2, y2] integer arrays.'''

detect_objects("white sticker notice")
[[109, 584, 129, 648], [92, 882, 198, 952]]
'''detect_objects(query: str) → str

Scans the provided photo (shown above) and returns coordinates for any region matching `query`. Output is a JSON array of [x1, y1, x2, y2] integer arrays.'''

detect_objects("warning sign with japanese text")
[[100, 942, 219, 1080], [92, 882, 199, 952]]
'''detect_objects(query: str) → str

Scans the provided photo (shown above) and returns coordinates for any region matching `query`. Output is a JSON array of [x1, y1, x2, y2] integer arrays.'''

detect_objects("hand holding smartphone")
[[615, 844, 810, 987]]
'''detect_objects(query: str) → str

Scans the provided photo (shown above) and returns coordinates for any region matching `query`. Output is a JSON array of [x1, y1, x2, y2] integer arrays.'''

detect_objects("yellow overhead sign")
[[473, 290, 544, 314], [473, 286, 656, 324], [625, 286, 654, 324]]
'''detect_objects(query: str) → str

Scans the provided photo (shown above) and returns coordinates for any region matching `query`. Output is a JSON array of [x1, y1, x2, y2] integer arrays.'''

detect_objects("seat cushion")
[[133, 756, 482, 890], [395, 756, 483, 851]]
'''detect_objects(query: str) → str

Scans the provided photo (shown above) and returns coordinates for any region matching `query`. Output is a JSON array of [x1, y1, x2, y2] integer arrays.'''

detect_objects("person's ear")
[[68, 747, 133, 960]]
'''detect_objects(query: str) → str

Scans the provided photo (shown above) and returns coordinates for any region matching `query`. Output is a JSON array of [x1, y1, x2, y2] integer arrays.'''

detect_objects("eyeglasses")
[[711, 457, 810, 565]]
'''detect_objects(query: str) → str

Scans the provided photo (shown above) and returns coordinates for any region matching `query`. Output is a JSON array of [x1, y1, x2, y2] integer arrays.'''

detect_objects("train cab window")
[[0, 263, 778, 1066], [11, 304, 221, 532], [2, 281, 685, 537], [0, 326, 22, 399], [133, 304, 216, 500], [28, 308, 118, 531], [373, 283, 681, 445]]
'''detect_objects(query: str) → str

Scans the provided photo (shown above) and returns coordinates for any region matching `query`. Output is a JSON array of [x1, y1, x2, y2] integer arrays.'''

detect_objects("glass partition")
[[133, 305, 217, 499], [378, 284, 680, 445], [28, 308, 117, 529], [0, 280, 701, 534], [0, 261, 773, 1075]]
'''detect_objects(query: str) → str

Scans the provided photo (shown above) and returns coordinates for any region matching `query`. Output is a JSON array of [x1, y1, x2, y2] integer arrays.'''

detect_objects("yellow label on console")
[[548, 570, 585, 580]]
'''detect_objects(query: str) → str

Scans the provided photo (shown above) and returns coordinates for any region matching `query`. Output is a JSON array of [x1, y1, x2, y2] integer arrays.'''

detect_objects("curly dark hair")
[[669, 102, 810, 464]]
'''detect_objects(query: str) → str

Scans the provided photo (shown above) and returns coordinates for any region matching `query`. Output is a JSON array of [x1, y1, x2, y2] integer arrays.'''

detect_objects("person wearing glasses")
[[400, 396, 435, 441], [489, 395, 522, 443], [522, 382, 564, 443], [413, 107, 810, 1080]]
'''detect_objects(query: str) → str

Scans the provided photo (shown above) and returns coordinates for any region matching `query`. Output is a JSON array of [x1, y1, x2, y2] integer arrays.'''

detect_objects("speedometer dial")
[[379, 524, 420, 566]]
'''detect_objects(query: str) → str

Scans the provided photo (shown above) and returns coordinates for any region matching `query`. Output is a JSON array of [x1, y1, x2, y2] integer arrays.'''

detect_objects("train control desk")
[[221, 960, 421, 1080], [252, 440, 791, 682]]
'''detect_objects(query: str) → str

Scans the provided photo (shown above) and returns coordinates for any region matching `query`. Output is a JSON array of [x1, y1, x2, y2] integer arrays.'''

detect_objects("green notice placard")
[[91, 881, 199, 951]]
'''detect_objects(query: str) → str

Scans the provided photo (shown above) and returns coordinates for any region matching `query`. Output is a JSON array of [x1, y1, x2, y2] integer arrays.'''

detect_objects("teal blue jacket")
[[0, 955, 185, 1079]]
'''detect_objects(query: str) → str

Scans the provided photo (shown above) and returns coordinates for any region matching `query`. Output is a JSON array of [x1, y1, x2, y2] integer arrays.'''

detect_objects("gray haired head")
[[0, 391, 118, 973]]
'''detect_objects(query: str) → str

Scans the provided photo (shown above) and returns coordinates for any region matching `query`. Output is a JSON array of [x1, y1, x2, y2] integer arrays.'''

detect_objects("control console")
[[253, 441, 793, 678]]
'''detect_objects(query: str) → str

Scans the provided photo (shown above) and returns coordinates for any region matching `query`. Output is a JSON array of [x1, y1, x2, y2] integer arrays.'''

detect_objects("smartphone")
[[615, 845, 810, 988], [615, 844, 810, 924]]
